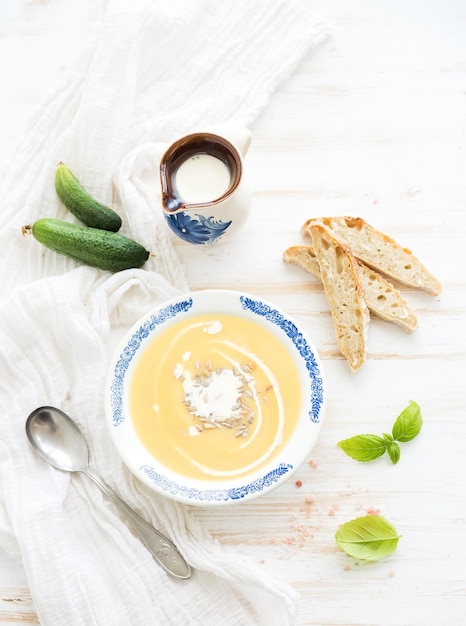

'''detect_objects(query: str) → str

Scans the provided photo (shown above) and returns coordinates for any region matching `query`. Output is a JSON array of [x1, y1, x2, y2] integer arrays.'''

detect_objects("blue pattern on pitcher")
[[165, 211, 232, 245]]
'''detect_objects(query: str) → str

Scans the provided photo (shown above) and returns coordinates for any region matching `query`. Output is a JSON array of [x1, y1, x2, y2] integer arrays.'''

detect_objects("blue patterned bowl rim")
[[105, 289, 325, 506]]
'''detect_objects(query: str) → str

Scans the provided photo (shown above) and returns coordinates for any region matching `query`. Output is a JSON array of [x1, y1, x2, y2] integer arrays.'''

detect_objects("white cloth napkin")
[[0, 1, 329, 624]]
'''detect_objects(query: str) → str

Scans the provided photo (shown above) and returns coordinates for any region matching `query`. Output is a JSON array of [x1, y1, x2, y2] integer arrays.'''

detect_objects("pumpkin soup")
[[129, 313, 302, 480]]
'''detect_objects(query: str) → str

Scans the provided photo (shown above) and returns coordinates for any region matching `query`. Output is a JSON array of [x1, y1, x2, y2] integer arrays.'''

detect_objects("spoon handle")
[[83, 468, 191, 579]]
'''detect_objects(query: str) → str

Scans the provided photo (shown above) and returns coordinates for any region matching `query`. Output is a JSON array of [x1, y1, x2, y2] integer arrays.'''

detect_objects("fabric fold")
[[0, 268, 300, 625], [0, 1, 329, 623]]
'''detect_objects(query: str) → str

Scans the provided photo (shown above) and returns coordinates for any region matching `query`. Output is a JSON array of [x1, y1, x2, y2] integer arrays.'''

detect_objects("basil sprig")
[[337, 401, 422, 465], [335, 515, 401, 560]]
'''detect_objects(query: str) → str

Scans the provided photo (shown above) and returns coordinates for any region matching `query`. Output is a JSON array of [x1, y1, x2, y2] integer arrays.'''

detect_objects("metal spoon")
[[25, 406, 191, 580]]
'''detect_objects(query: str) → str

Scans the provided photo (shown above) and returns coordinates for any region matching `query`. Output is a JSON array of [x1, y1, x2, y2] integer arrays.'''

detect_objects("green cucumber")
[[55, 162, 122, 232], [28, 218, 149, 272]]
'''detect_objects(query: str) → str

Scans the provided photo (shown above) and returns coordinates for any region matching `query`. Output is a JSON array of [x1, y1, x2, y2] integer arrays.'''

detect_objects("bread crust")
[[302, 216, 441, 296], [308, 223, 369, 372], [283, 245, 418, 333]]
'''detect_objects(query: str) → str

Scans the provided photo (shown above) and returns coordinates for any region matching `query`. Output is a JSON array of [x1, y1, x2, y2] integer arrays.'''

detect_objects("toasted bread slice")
[[283, 245, 322, 277], [283, 245, 418, 333], [302, 216, 441, 296], [308, 223, 370, 372]]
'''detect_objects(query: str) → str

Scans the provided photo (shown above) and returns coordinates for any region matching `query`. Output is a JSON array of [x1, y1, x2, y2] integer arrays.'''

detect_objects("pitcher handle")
[[203, 123, 251, 157]]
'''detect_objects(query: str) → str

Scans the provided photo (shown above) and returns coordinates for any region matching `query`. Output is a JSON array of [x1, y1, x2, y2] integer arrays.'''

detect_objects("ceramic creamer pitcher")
[[154, 124, 252, 245]]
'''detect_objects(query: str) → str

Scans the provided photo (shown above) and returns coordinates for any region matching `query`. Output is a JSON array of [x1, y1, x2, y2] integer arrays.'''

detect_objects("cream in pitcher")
[[174, 153, 232, 204], [156, 124, 252, 245]]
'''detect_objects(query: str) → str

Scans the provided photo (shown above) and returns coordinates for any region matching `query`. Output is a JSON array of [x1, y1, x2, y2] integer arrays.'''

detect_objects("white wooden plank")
[[1, 0, 465, 624]]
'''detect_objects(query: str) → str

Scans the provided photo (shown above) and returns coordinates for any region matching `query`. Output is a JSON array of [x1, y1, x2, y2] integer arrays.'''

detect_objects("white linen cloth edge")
[[0, 1, 330, 624]]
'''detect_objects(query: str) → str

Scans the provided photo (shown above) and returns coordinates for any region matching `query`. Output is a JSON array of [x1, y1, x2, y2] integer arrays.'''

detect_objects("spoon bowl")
[[26, 405, 191, 579], [26, 406, 89, 472]]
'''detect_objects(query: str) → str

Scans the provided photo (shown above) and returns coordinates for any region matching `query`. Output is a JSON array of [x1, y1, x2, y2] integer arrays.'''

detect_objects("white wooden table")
[[1, 1, 465, 624]]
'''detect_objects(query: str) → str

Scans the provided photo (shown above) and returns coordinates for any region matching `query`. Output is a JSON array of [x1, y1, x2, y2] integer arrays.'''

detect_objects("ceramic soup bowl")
[[105, 289, 326, 506]]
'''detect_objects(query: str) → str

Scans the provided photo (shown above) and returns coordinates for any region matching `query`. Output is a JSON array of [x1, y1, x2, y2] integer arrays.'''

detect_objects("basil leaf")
[[387, 441, 401, 465], [337, 434, 387, 462], [382, 433, 394, 444], [392, 401, 423, 442], [335, 515, 401, 561]]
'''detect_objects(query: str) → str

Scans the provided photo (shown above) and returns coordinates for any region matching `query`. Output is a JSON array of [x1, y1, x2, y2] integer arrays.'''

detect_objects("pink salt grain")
[[308, 459, 318, 469], [302, 497, 314, 518], [295, 480, 303, 488], [367, 506, 380, 516], [328, 503, 339, 517]]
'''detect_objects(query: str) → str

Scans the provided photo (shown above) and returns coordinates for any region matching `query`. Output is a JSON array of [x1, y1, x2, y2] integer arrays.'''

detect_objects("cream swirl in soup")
[[129, 313, 302, 481]]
